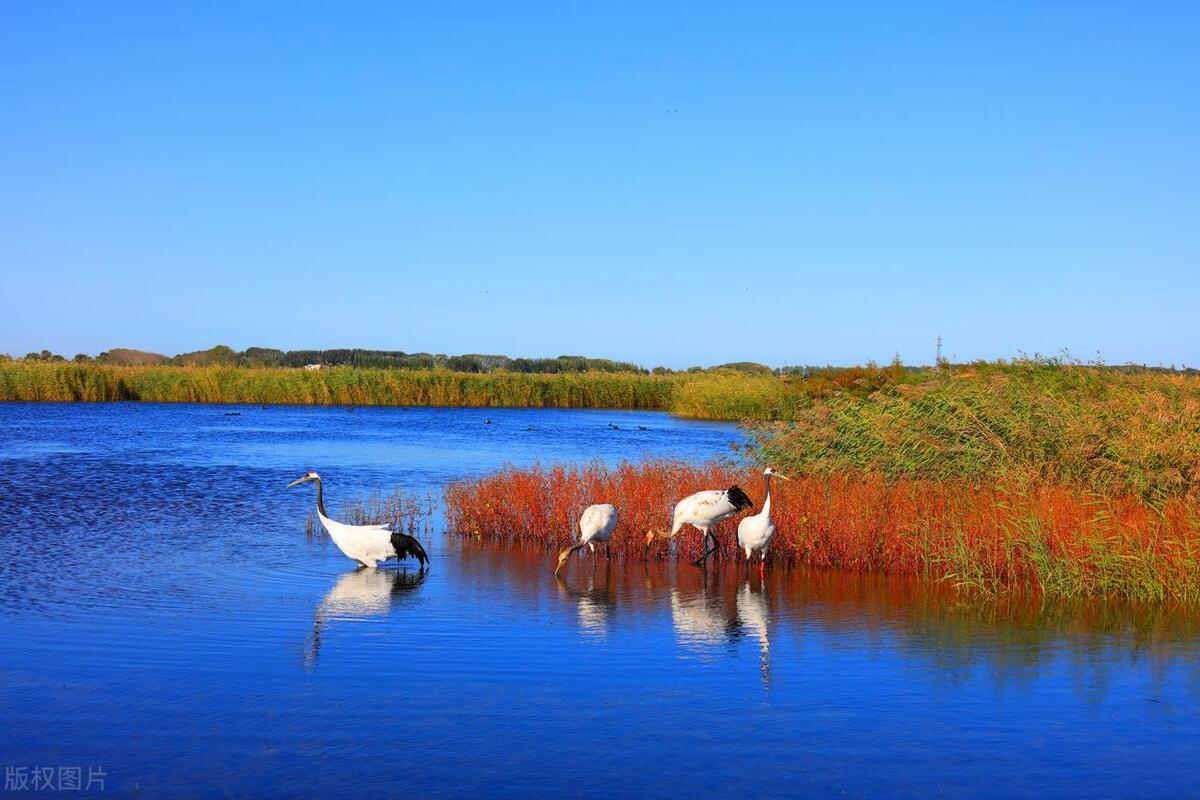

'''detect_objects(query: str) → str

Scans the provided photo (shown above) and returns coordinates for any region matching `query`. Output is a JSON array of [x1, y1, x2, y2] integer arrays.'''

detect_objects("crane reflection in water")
[[669, 573, 774, 687], [555, 566, 618, 637], [297, 540, 1200, 704], [305, 567, 427, 669]]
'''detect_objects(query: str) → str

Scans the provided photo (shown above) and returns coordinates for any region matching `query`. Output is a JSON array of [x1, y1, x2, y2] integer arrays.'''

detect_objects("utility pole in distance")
[[936, 334, 943, 365]]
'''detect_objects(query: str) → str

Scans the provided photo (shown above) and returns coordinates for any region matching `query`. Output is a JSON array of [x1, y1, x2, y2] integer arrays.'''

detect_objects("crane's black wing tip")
[[727, 485, 755, 511], [390, 531, 430, 568]]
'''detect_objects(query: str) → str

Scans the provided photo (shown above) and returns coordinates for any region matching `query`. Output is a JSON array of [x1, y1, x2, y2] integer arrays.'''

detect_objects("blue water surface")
[[0, 403, 1197, 798]]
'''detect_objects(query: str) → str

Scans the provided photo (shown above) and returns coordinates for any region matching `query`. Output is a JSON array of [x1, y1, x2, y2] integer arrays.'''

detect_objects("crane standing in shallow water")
[[738, 467, 790, 576], [645, 485, 754, 565], [555, 503, 619, 575], [288, 471, 429, 569]]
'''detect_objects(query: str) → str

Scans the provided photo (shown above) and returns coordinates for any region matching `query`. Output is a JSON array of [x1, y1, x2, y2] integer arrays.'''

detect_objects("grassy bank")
[[444, 461, 1200, 602], [745, 360, 1200, 502]]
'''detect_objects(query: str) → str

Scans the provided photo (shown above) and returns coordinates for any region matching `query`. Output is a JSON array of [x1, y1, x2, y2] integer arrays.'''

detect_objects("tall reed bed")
[[0, 362, 677, 410], [7, 358, 1200, 441], [444, 461, 1200, 601]]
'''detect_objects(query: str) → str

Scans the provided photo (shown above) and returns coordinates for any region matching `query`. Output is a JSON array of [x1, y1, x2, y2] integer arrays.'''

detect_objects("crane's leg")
[[691, 531, 707, 566], [692, 529, 718, 566]]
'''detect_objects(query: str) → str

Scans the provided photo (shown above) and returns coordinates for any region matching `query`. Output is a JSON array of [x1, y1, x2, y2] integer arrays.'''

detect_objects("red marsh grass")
[[444, 460, 1200, 602]]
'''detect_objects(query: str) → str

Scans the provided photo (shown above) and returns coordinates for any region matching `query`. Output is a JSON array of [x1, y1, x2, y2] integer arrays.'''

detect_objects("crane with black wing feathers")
[[288, 471, 429, 569], [645, 485, 755, 565]]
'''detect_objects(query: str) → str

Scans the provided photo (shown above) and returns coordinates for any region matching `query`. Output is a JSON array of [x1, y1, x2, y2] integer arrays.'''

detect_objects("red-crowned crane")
[[555, 503, 619, 575], [645, 485, 754, 565], [288, 471, 429, 569], [737, 467, 790, 575]]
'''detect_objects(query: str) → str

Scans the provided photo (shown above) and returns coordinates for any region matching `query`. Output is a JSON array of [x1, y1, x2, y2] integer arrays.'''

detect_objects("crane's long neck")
[[313, 478, 329, 518], [761, 474, 773, 518]]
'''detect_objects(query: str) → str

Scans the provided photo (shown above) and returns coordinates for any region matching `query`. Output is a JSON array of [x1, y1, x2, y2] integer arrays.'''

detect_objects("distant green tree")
[[239, 347, 285, 366], [175, 345, 237, 365], [712, 361, 773, 374]]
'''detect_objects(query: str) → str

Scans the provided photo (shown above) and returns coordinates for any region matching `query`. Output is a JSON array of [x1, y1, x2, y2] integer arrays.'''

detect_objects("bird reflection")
[[670, 586, 739, 647], [669, 575, 774, 687], [737, 580, 772, 687], [304, 567, 427, 669], [556, 567, 617, 637]]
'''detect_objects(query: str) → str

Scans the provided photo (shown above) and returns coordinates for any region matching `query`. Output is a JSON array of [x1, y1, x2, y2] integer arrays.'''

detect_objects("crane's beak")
[[287, 477, 308, 488], [775, 473, 792, 481]]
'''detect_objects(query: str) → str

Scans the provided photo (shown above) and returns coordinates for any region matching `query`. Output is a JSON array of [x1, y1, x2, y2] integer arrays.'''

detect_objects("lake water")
[[1, 403, 1198, 798]]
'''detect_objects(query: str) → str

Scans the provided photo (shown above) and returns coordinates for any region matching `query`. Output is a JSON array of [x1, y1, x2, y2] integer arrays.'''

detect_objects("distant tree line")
[[5, 347, 1196, 376], [236, 347, 650, 373], [10, 345, 652, 373]]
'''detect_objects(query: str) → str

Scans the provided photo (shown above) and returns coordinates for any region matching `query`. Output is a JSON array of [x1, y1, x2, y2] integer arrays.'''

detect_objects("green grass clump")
[[748, 358, 1200, 501]]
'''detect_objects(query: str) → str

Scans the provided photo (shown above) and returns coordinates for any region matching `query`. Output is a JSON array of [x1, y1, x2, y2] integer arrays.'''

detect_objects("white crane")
[[555, 503, 619, 575], [737, 467, 789, 574], [288, 471, 429, 569], [645, 485, 754, 565]]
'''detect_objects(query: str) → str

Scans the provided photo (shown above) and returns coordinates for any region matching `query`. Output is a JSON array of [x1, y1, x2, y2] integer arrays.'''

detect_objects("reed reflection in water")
[[445, 539, 1200, 705]]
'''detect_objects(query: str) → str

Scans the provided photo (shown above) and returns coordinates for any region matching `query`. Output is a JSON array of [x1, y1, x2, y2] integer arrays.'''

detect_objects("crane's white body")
[[579, 503, 619, 550], [556, 504, 619, 574], [648, 486, 754, 564], [737, 469, 787, 571], [317, 510, 398, 568], [737, 493, 776, 558], [289, 471, 428, 569], [669, 490, 748, 536]]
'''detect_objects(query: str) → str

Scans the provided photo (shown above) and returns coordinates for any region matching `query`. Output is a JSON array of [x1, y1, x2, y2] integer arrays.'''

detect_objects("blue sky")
[[1, 2, 1197, 368]]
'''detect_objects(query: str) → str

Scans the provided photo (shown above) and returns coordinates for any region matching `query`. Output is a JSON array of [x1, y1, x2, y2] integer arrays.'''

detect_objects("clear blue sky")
[[2, 2, 1197, 368]]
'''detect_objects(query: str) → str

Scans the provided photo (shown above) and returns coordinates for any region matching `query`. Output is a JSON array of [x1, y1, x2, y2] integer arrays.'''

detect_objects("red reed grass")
[[443, 460, 1200, 600]]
